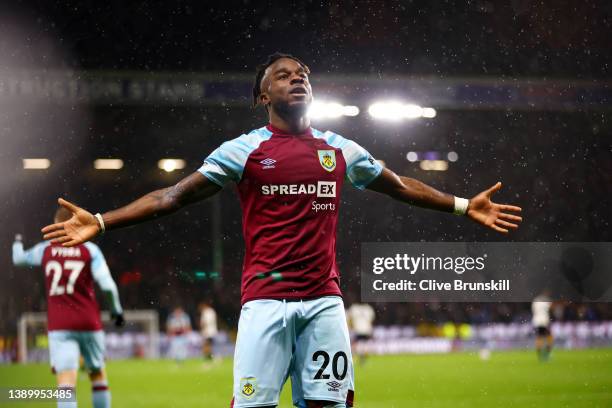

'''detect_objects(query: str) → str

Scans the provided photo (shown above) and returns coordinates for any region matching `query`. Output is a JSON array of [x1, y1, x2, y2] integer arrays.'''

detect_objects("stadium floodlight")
[[158, 159, 186, 172], [23, 158, 51, 169], [308, 101, 360, 119], [368, 101, 406, 121], [422, 107, 437, 118], [94, 159, 124, 170], [404, 104, 424, 118], [342, 105, 360, 117], [419, 160, 448, 171], [368, 101, 437, 121]]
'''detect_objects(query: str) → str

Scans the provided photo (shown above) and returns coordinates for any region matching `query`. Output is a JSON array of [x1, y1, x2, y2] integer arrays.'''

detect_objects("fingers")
[[43, 229, 67, 240], [499, 212, 522, 222], [495, 219, 519, 230], [51, 236, 72, 244], [500, 204, 522, 212], [58, 198, 79, 213], [490, 224, 508, 234], [486, 181, 502, 196], [41, 222, 64, 234], [62, 239, 81, 247]]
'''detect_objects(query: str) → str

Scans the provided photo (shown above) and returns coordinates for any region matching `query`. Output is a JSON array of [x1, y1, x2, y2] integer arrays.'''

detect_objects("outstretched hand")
[[41, 198, 101, 246], [467, 182, 522, 234]]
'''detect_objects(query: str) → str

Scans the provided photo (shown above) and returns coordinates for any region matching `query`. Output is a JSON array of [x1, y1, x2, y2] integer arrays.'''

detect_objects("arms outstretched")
[[42, 172, 221, 246], [367, 168, 522, 234]]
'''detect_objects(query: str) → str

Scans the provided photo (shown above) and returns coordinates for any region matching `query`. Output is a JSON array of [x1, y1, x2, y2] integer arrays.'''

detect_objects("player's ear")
[[259, 92, 270, 107]]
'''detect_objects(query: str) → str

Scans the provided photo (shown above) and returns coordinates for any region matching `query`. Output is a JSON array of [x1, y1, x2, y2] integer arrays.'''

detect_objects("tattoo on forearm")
[[104, 173, 216, 230], [399, 177, 454, 211]]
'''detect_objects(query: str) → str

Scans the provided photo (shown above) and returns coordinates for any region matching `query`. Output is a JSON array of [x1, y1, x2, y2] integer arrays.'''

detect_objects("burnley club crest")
[[318, 150, 336, 172], [240, 377, 256, 399]]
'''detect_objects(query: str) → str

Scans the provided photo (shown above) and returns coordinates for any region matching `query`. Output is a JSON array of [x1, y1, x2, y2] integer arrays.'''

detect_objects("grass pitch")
[[0, 349, 610, 407]]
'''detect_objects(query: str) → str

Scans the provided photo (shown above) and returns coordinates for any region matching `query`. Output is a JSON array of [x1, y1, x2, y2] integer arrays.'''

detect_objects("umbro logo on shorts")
[[326, 380, 342, 392]]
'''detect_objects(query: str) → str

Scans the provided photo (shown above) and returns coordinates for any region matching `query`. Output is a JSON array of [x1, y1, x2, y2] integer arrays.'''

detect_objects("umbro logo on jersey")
[[260, 158, 276, 169]]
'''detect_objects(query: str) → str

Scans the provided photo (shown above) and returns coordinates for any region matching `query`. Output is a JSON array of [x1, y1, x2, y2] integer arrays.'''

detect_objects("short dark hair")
[[252, 52, 310, 108]]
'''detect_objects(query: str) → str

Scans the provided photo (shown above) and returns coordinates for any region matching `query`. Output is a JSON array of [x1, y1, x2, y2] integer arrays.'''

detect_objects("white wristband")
[[453, 197, 469, 215], [94, 213, 106, 234]]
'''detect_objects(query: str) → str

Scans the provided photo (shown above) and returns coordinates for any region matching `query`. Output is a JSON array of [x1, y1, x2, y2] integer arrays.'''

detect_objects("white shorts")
[[232, 296, 354, 407], [48, 330, 105, 373]]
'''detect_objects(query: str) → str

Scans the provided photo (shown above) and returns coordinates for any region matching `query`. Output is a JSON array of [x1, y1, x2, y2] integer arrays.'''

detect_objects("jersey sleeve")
[[321, 131, 383, 190], [198, 128, 273, 186], [198, 137, 253, 186], [85, 242, 123, 315], [12, 241, 49, 267]]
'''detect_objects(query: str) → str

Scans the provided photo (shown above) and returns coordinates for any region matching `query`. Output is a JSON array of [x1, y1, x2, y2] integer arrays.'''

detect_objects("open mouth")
[[290, 87, 308, 95]]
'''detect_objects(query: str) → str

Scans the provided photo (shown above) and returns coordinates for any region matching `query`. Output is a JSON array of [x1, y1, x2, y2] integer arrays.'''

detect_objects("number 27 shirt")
[[12, 240, 122, 331]]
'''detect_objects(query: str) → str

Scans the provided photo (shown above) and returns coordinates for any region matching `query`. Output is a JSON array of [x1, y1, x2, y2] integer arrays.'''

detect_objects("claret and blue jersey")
[[199, 124, 383, 304], [12, 240, 122, 331]]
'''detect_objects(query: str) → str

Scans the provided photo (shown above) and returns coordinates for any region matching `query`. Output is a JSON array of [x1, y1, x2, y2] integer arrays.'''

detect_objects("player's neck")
[[268, 111, 310, 135]]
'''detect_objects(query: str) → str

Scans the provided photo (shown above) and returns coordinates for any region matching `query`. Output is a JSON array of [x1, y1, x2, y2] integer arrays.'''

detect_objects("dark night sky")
[[1, 0, 611, 77]]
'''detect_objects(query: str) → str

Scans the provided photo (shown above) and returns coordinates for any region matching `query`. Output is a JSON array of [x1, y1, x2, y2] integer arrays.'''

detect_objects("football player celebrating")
[[42, 53, 521, 408]]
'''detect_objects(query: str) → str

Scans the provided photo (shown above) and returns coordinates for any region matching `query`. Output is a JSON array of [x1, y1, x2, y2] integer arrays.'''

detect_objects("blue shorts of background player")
[[49, 330, 106, 373], [49, 330, 112, 408]]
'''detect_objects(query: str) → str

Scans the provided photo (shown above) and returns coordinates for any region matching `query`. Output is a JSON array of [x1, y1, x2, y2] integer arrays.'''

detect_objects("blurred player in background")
[[166, 306, 192, 363], [42, 53, 522, 408], [532, 290, 553, 361], [346, 302, 375, 365], [13, 207, 124, 408], [199, 302, 218, 361]]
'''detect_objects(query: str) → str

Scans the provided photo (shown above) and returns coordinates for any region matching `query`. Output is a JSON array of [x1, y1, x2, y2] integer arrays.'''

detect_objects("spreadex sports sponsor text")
[[261, 181, 337, 212], [261, 181, 336, 197]]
